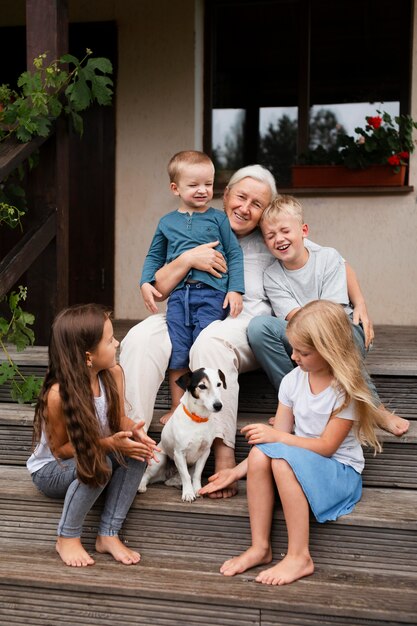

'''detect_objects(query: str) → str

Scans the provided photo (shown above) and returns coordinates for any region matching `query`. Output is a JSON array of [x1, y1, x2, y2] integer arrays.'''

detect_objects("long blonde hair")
[[286, 300, 382, 453]]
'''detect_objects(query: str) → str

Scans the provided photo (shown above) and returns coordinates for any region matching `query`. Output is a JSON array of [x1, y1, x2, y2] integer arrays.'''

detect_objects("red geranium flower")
[[367, 116, 383, 129], [398, 151, 409, 160], [387, 154, 401, 166]]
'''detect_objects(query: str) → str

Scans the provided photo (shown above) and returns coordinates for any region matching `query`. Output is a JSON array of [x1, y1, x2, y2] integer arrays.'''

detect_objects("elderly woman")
[[120, 164, 401, 499]]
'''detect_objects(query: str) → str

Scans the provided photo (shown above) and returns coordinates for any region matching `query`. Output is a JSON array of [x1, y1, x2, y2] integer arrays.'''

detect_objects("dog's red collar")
[[182, 404, 209, 423]]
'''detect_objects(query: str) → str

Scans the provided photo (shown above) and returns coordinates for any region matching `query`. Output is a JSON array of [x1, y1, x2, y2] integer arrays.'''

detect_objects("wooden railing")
[[0, 135, 49, 180], [0, 135, 57, 301], [0, 210, 56, 299]]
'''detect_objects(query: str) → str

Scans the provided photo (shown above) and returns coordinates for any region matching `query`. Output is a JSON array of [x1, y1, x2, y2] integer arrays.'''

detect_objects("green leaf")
[[0, 362, 17, 385], [60, 53, 82, 67], [85, 57, 113, 75], [12, 375, 42, 404], [20, 311, 35, 325], [0, 317, 9, 335], [89, 75, 113, 106], [66, 74, 92, 111]]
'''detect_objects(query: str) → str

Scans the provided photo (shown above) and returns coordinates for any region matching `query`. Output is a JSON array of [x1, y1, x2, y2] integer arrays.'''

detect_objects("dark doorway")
[[68, 21, 117, 308]]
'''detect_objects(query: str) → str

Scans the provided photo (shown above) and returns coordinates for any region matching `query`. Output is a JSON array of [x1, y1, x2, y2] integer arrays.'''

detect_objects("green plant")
[[0, 203, 25, 229], [0, 287, 42, 403], [0, 50, 113, 217], [0, 49, 113, 142], [299, 111, 417, 172]]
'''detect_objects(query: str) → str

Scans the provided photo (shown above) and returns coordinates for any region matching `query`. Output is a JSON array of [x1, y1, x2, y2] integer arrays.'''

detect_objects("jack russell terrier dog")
[[138, 367, 226, 502]]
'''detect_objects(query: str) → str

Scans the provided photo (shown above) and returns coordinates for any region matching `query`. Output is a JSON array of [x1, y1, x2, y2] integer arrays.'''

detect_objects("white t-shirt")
[[239, 230, 321, 320], [279, 367, 364, 473], [264, 245, 352, 319], [239, 229, 275, 319]]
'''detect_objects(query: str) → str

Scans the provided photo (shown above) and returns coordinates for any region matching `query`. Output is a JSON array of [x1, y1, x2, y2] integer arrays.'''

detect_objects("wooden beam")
[[25, 0, 69, 312], [0, 135, 49, 182], [26, 0, 68, 66], [0, 211, 56, 299]]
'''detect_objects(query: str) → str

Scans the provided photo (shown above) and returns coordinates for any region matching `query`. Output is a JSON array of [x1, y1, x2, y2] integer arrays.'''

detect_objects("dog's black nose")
[[213, 402, 222, 412]]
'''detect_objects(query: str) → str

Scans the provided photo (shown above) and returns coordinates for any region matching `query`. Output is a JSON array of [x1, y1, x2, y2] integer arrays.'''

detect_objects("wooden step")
[[1, 466, 417, 576], [0, 544, 416, 626], [2, 404, 417, 489]]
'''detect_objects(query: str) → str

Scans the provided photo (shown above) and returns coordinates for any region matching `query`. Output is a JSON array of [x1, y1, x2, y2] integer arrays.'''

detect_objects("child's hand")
[[223, 291, 243, 318], [352, 301, 374, 349], [198, 468, 238, 496], [241, 423, 283, 445], [111, 430, 158, 462], [141, 282, 163, 314], [131, 421, 158, 447]]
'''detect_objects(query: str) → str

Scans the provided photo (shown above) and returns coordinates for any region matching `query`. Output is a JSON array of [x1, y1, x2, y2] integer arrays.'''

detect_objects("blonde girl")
[[27, 304, 158, 567], [200, 300, 382, 585]]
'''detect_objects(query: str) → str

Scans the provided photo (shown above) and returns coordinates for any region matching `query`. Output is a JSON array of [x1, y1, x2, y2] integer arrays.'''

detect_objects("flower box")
[[291, 164, 406, 188]]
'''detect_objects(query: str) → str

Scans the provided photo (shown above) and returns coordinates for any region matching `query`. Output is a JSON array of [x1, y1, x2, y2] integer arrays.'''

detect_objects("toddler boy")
[[141, 151, 244, 423]]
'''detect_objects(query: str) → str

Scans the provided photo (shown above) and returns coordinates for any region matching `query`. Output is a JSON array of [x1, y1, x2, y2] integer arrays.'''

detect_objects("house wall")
[[2, 1, 416, 324], [112, 0, 198, 320]]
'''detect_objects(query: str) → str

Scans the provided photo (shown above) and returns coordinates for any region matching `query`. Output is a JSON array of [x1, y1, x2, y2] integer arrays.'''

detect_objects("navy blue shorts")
[[166, 283, 227, 369]]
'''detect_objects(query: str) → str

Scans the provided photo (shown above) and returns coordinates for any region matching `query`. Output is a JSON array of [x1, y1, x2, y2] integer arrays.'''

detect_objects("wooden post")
[[25, 0, 69, 336]]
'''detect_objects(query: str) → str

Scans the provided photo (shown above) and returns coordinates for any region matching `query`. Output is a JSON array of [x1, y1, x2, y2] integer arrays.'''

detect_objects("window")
[[205, 0, 413, 186]]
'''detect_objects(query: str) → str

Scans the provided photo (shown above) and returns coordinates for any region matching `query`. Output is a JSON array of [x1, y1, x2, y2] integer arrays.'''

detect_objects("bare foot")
[[95, 535, 141, 565], [56, 537, 95, 567], [256, 553, 314, 586], [379, 408, 409, 436], [220, 546, 272, 577], [160, 409, 175, 425], [207, 484, 238, 499], [209, 441, 238, 499]]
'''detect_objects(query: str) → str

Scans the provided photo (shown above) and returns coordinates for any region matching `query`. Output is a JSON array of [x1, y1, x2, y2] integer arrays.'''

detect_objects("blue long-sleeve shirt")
[[140, 208, 244, 294]]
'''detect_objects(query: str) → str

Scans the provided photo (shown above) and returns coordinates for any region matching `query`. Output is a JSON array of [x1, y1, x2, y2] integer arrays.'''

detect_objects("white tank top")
[[26, 376, 109, 474]]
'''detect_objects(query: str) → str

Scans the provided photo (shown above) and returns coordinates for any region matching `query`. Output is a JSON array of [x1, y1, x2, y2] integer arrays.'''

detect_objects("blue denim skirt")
[[256, 442, 362, 523]]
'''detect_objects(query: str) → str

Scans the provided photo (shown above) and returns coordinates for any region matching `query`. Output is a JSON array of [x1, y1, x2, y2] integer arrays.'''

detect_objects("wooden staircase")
[[0, 325, 417, 625]]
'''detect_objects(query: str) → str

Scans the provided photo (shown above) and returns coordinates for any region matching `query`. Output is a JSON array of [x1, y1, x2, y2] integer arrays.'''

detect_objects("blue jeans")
[[32, 454, 145, 538], [167, 283, 227, 369], [247, 315, 380, 402]]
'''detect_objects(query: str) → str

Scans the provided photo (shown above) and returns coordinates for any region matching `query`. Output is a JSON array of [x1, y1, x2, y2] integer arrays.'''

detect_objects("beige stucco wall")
[[113, 0, 198, 320]]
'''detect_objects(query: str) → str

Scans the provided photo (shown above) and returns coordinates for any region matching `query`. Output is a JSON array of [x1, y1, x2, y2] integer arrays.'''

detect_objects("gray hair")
[[227, 164, 278, 201]]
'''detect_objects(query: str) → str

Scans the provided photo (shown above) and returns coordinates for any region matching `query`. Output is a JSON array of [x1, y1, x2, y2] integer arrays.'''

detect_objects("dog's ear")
[[218, 369, 227, 389], [176, 371, 192, 391]]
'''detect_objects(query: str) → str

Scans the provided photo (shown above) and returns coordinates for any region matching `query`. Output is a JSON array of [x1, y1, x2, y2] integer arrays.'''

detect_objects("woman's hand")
[[223, 291, 243, 318], [352, 300, 375, 349], [241, 423, 283, 445], [198, 467, 239, 495], [183, 241, 227, 277], [141, 283, 163, 314]]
